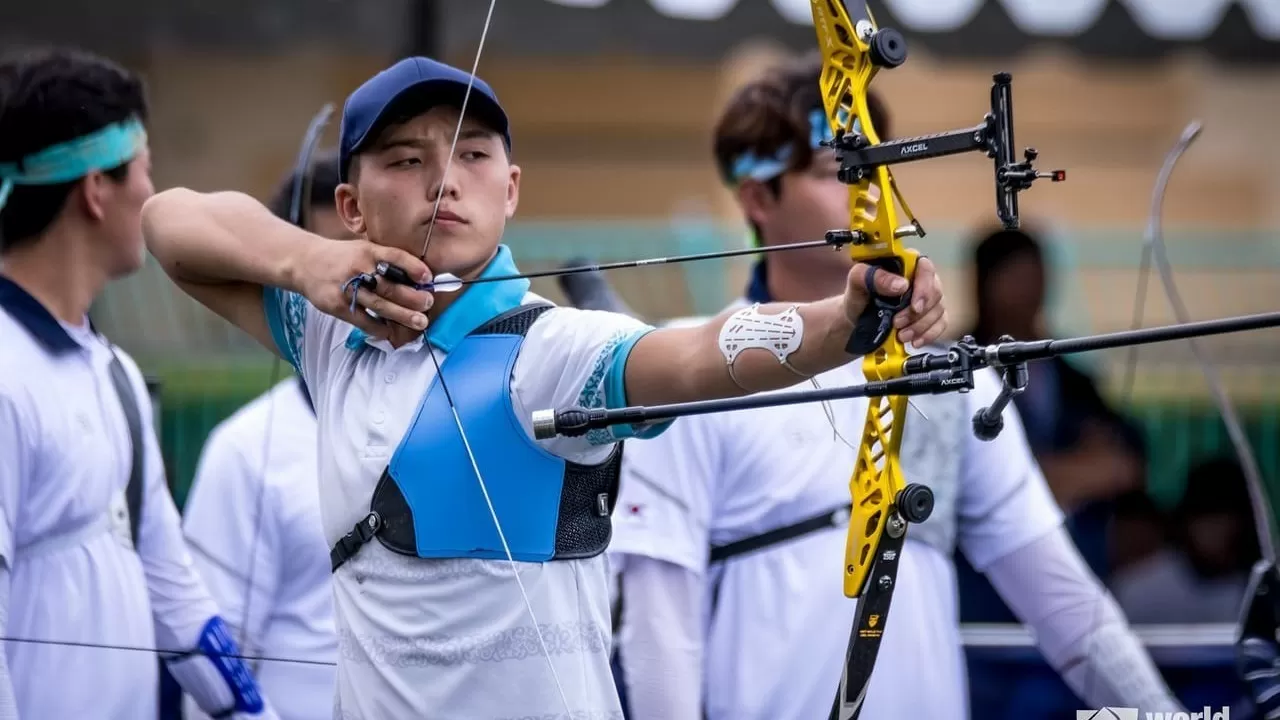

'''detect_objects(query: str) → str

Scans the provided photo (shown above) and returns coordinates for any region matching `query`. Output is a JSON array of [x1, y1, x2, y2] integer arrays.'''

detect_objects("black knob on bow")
[[869, 28, 908, 69], [971, 408, 1005, 442], [897, 484, 934, 524]]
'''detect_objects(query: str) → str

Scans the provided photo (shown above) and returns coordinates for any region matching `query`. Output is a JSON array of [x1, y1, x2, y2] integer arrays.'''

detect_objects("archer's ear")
[[79, 171, 111, 223], [505, 163, 521, 220], [334, 183, 366, 235], [736, 180, 775, 229]]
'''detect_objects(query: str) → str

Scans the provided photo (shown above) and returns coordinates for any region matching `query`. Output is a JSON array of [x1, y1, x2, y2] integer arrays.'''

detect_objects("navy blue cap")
[[338, 57, 511, 182]]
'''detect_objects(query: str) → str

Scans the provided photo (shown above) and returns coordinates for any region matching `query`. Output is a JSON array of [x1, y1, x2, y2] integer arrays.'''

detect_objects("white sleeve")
[[0, 382, 28, 587], [956, 367, 1065, 570], [609, 405, 724, 719], [985, 527, 1184, 714], [118, 358, 279, 719], [608, 411, 721, 574], [0, 565, 19, 719], [618, 556, 704, 720], [116, 356, 220, 650], [181, 422, 279, 661], [0, 387, 32, 718], [512, 307, 671, 463]]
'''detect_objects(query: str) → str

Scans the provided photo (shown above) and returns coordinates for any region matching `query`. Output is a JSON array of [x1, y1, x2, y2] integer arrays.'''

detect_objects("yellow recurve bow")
[[807, 3, 1062, 716]]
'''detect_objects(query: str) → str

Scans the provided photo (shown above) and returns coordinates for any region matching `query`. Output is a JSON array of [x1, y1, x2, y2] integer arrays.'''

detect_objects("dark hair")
[[969, 225, 1044, 341], [1177, 457, 1254, 520], [712, 51, 891, 191], [1173, 456, 1260, 574], [0, 47, 149, 252], [972, 227, 1043, 288], [266, 150, 342, 228], [712, 51, 890, 243]]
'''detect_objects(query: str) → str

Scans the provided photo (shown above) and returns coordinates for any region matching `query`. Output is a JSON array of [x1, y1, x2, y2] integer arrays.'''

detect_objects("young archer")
[[0, 47, 277, 720], [605, 53, 1184, 720], [142, 56, 947, 716]]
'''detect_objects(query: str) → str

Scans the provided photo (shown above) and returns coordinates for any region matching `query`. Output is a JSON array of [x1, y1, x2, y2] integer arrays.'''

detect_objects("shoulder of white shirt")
[[204, 379, 312, 453]]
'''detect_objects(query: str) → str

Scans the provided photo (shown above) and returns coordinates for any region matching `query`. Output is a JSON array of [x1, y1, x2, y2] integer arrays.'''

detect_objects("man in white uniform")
[[181, 152, 351, 720], [139, 56, 948, 718], [0, 47, 277, 719], [607, 55, 1184, 720]]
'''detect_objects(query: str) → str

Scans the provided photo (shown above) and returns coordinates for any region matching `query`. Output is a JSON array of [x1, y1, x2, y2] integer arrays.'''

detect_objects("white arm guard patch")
[[717, 303, 808, 389]]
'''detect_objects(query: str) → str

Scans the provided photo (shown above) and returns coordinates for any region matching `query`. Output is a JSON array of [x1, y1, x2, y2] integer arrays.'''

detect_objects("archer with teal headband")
[[711, 54, 892, 300], [0, 47, 281, 720], [0, 116, 147, 211]]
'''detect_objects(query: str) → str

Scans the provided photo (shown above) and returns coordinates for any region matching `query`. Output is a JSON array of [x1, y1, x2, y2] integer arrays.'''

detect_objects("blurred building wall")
[[69, 43, 1278, 369], [6, 1, 1276, 394]]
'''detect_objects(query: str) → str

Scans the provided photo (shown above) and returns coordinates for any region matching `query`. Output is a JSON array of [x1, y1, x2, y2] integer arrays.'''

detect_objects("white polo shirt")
[[262, 245, 665, 719], [0, 276, 218, 719], [607, 303, 1064, 720], [181, 377, 335, 720]]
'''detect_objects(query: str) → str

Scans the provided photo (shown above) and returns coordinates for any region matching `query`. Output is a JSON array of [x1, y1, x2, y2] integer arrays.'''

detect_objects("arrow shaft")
[[417, 238, 843, 291]]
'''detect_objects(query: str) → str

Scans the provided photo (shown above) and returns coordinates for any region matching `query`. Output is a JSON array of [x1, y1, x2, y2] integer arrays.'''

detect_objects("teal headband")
[[0, 117, 148, 211], [726, 106, 858, 186]]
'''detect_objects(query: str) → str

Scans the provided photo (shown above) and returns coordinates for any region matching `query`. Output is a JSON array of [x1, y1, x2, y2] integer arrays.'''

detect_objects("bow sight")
[[823, 72, 1066, 235]]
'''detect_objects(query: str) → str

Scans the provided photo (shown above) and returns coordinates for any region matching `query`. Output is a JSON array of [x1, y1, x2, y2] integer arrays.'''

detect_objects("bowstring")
[[0, 636, 335, 668], [239, 103, 333, 667], [414, 0, 573, 712]]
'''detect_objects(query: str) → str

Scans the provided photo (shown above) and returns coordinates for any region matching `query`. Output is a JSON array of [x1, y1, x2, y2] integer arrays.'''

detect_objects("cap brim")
[[349, 78, 510, 156]]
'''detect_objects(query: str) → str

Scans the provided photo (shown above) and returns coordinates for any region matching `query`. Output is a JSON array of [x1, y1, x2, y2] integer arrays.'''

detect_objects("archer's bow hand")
[[844, 256, 947, 350], [294, 239, 436, 340]]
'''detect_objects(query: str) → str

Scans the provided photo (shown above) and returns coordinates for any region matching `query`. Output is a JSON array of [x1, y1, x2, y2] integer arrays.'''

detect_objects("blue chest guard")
[[329, 303, 623, 571]]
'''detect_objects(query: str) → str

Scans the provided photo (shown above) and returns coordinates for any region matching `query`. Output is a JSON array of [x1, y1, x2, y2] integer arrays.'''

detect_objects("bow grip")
[[845, 255, 915, 357]]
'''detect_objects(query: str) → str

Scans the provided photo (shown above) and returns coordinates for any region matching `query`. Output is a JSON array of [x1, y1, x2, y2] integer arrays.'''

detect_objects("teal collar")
[[344, 244, 529, 353]]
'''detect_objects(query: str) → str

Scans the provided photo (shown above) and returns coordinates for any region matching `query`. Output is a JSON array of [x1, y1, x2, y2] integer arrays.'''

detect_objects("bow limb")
[[1131, 121, 1280, 714], [1141, 121, 1275, 562], [412, 1, 575, 714], [811, 4, 929, 719], [237, 103, 334, 668]]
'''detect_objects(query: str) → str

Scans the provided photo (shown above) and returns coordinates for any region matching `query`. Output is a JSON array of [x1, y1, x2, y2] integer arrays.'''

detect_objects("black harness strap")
[[705, 503, 853, 642], [708, 504, 851, 564], [331, 512, 382, 572], [614, 506, 856, 720], [105, 348, 146, 549]]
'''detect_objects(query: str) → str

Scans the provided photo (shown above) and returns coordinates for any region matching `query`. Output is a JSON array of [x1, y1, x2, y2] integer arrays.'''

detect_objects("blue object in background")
[[159, 659, 183, 719]]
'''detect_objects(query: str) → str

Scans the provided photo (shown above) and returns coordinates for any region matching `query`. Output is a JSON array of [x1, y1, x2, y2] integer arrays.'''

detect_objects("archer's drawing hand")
[[295, 239, 436, 339], [843, 255, 947, 348]]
